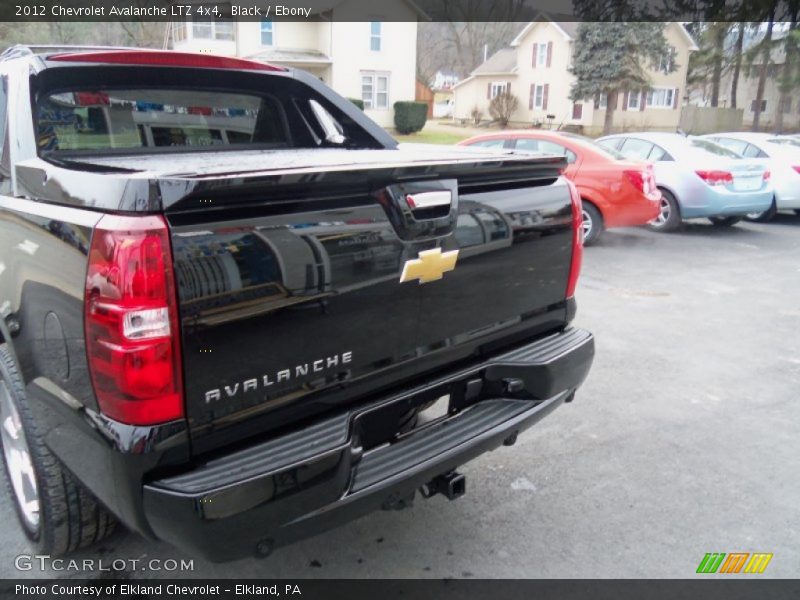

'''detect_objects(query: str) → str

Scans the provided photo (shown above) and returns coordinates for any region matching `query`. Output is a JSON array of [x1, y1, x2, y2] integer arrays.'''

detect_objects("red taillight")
[[84, 215, 183, 426], [48, 50, 285, 72], [763, 169, 771, 181], [566, 180, 583, 299], [624, 166, 657, 195], [696, 170, 733, 186], [793, 166, 800, 174], [624, 170, 645, 192]]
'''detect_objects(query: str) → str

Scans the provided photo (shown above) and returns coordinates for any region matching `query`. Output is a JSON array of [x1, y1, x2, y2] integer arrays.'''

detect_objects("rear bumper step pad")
[[142, 328, 593, 561], [352, 399, 529, 492]]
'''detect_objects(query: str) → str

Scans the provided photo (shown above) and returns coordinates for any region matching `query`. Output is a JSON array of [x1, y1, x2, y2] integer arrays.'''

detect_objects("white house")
[[432, 70, 460, 90], [452, 19, 698, 135], [169, 1, 422, 127]]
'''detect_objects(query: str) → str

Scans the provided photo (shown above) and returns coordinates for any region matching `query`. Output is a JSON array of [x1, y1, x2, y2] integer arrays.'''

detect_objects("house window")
[[533, 84, 545, 109], [646, 87, 676, 108], [261, 20, 273, 45], [490, 82, 508, 99], [750, 99, 767, 113], [596, 94, 607, 109], [572, 103, 583, 120], [537, 43, 548, 67], [173, 23, 187, 42], [781, 97, 792, 113], [370, 22, 381, 51], [658, 47, 675, 73], [362, 72, 390, 109], [627, 91, 640, 110], [215, 21, 234, 41], [192, 21, 234, 41]]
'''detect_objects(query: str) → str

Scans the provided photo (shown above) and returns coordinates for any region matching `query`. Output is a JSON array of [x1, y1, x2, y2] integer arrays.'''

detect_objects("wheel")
[[708, 216, 742, 227], [745, 198, 777, 222], [581, 202, 603, 245], [0, 344, 115, 556], [647, 189, 682, 232]]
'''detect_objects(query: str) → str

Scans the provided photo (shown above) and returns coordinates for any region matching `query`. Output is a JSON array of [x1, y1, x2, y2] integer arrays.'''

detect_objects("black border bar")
[[2, 579, 800, 600], [0, 0, 792, 22]]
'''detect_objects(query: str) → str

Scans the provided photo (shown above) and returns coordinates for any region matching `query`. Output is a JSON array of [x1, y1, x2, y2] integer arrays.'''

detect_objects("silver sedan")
[[597, 133, 773, 231]]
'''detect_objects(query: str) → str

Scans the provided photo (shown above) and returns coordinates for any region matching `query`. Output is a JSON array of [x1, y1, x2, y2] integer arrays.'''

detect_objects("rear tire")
[[745, 198, 777, 222], [0, 344, 116, 556], [708, 216, 742, 227], [581, 202, 603, 245], [648, 189, 682, 232]]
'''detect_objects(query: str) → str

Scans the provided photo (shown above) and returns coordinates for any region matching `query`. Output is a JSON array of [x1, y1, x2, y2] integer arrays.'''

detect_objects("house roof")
[[510, 18, 698, 52], [675, 23, 700, 51], [471, 48, 517, 75], [510, 16, 574, 46], [246, 48, 332, 65]]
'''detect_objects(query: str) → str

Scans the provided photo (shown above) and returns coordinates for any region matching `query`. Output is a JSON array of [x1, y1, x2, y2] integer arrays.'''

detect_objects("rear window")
[[689, 138, 741, 159], [769, 137, 800, 147], [31, 65, 388, 157], [558, 132, 626, 160], [37, 88, 286, 153], [466, 138, 506, 149]]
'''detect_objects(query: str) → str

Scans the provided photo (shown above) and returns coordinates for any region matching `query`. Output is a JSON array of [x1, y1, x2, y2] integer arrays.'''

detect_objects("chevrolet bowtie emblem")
[[399, 247, 459, 284]]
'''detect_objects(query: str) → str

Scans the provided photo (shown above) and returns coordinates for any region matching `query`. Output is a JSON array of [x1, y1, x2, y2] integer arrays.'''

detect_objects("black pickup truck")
[[0, 46, 594, 561]]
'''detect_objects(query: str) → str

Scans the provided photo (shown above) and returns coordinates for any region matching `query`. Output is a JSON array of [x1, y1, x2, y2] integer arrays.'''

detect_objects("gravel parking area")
[[2, 215, 798, 579]]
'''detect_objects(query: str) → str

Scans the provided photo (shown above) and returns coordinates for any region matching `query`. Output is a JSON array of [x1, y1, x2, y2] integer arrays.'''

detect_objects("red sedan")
[[458, 130, 661, 244]]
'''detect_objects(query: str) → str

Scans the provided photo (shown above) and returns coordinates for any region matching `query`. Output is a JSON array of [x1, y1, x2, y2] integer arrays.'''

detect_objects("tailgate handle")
[[374, 179, 459, 242], [406, 191, 452, 210]]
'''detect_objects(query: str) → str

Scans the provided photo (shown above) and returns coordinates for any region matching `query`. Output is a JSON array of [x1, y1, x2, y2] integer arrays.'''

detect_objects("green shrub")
[[347, 97, 365, 110], [393, 101, 428, 134]]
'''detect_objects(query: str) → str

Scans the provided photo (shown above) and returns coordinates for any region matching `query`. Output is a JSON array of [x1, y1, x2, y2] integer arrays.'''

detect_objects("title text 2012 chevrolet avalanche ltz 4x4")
[[0, 46, 594, 561]]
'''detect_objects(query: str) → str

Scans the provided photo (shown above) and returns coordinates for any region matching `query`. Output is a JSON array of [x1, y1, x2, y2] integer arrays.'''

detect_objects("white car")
[[701, 132, 800, 221]]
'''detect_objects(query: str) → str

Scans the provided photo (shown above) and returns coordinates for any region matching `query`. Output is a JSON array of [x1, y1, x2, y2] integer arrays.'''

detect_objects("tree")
[[687, 22, 733, 107], [416, 0, 527, 81], [569, 22, 674, 135], [775, 1, 800, 132], [750, 9, 777, 131], [730, 23, 748, 108], [0, 21, 166, 51], [488, 91, 518, 127], [416, 23, 456, 86]]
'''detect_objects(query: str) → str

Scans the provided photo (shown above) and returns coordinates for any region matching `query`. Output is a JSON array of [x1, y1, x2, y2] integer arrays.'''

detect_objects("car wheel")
[[581, 202, 603, 245], [708, 216, 742, 227], [0, 344, 115, 556], [647, 189, 681, 232], [745, 198, 777, 222]]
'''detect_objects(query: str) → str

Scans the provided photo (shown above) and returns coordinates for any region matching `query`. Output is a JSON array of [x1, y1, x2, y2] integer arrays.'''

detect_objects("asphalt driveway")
[[2, 215, 798, 579]]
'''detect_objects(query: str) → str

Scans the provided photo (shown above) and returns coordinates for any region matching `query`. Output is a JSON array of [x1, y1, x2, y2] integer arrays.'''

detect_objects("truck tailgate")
[[156, 149, 574, 454]]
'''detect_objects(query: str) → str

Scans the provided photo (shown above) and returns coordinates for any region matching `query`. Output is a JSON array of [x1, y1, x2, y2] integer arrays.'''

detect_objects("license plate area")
[[351, 376, 486, 450], [735, 177, 761, 191]]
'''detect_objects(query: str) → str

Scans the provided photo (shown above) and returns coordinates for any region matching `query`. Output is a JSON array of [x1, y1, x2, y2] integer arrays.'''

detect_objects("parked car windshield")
[[688, 138, 741, 159], [37, 88, 288, 153]]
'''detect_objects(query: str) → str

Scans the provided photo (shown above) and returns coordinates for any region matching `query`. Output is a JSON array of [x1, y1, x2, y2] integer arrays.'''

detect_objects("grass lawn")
[[392, 129, 473, 145]]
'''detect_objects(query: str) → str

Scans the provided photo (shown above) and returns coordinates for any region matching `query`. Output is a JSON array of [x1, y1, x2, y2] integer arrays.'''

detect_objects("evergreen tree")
[[569, 22, 674, 135]]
